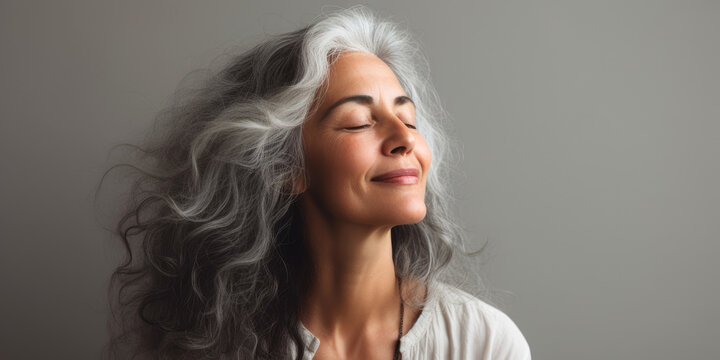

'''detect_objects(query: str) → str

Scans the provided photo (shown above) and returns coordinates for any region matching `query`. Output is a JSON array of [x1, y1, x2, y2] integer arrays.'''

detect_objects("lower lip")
[[373, 176, 419, 184]]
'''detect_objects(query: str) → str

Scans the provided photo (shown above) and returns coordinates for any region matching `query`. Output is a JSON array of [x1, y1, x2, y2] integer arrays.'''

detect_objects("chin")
[[406, 208, 428, 224], [387, 203, 427, 225]]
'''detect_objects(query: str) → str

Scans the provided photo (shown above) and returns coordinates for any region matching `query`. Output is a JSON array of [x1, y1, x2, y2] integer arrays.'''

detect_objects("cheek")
[[306, 134, 375, 187], [416, 137, 432, 176]]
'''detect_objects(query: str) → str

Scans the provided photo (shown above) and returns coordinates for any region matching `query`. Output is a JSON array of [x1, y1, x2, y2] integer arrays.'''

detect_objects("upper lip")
[[371, 168, 420, 181]]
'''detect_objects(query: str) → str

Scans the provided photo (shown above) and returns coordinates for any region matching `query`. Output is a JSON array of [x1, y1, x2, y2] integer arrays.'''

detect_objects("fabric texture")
[[292, 282, 531, 359]]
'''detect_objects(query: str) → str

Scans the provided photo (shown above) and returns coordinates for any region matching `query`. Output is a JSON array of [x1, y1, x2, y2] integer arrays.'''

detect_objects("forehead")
[[321, 51, 406, 100]]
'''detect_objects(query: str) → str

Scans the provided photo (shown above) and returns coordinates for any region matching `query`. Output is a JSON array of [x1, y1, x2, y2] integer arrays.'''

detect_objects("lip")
[[371, 168, 420, 182]]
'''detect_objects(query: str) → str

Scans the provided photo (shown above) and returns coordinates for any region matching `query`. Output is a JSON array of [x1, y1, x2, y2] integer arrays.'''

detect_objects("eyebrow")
[[320, 95, 415, 120]]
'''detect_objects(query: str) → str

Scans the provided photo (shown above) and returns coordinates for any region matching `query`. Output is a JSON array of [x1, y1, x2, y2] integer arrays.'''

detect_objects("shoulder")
[[431, 282, 532, 359]]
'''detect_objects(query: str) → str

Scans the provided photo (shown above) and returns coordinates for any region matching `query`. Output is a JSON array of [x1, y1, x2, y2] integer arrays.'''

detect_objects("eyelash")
[[346, 123, 416, 130]]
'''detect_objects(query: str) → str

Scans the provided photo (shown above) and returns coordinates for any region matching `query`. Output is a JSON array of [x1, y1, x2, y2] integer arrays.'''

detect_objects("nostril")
[[391, 146, 406, 154]]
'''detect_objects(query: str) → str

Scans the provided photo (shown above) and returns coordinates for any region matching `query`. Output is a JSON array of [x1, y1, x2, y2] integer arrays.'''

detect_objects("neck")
[[299, 199, 401, 339]]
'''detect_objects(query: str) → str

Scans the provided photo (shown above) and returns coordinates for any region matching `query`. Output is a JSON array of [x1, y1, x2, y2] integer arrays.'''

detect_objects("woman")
[[104, 6, 531, 360]]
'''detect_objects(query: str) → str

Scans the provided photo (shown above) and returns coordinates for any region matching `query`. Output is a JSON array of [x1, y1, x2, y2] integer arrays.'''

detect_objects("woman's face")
[[301, 51, 431, 227]]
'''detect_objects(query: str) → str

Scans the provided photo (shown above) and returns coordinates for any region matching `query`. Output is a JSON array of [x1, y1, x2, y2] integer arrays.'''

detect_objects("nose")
[[379, 109, 416, 157]]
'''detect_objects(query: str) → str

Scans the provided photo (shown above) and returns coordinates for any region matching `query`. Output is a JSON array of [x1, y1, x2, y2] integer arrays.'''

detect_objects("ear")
[[285, 171, 307, 195], [294, 174, 307, 194]]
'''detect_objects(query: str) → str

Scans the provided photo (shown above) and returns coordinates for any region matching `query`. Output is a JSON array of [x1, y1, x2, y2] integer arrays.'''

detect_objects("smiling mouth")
[[372, 175, 419, 184], [371, 168, 420, 184]]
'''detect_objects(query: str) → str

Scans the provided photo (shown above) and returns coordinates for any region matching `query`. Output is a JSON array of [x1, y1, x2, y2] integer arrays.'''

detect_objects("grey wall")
[[1, 1, 718, 359]]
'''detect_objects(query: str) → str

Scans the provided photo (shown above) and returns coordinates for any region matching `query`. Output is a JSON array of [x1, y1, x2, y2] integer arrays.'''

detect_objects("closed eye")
[[346, 124, 371, 130], [345, 123, 416, 130]]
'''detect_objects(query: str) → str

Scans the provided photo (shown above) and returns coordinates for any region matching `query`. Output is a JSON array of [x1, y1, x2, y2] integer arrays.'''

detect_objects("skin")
[[297, 51, 431, 359]]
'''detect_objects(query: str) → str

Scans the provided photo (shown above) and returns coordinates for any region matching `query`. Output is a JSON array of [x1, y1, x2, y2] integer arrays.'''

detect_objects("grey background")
[[1, 0, 718, 359]]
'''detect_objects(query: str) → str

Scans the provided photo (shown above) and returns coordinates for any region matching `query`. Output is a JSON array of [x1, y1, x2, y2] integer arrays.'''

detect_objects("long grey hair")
[[104, 5, 484, 360]]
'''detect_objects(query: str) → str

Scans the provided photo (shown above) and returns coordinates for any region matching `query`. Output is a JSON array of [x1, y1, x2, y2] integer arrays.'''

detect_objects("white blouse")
[[292, 282, 532, 359]]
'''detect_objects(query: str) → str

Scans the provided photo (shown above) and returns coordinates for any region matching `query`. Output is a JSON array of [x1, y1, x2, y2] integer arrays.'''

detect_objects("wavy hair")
[[102, 5, 484, 360]]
